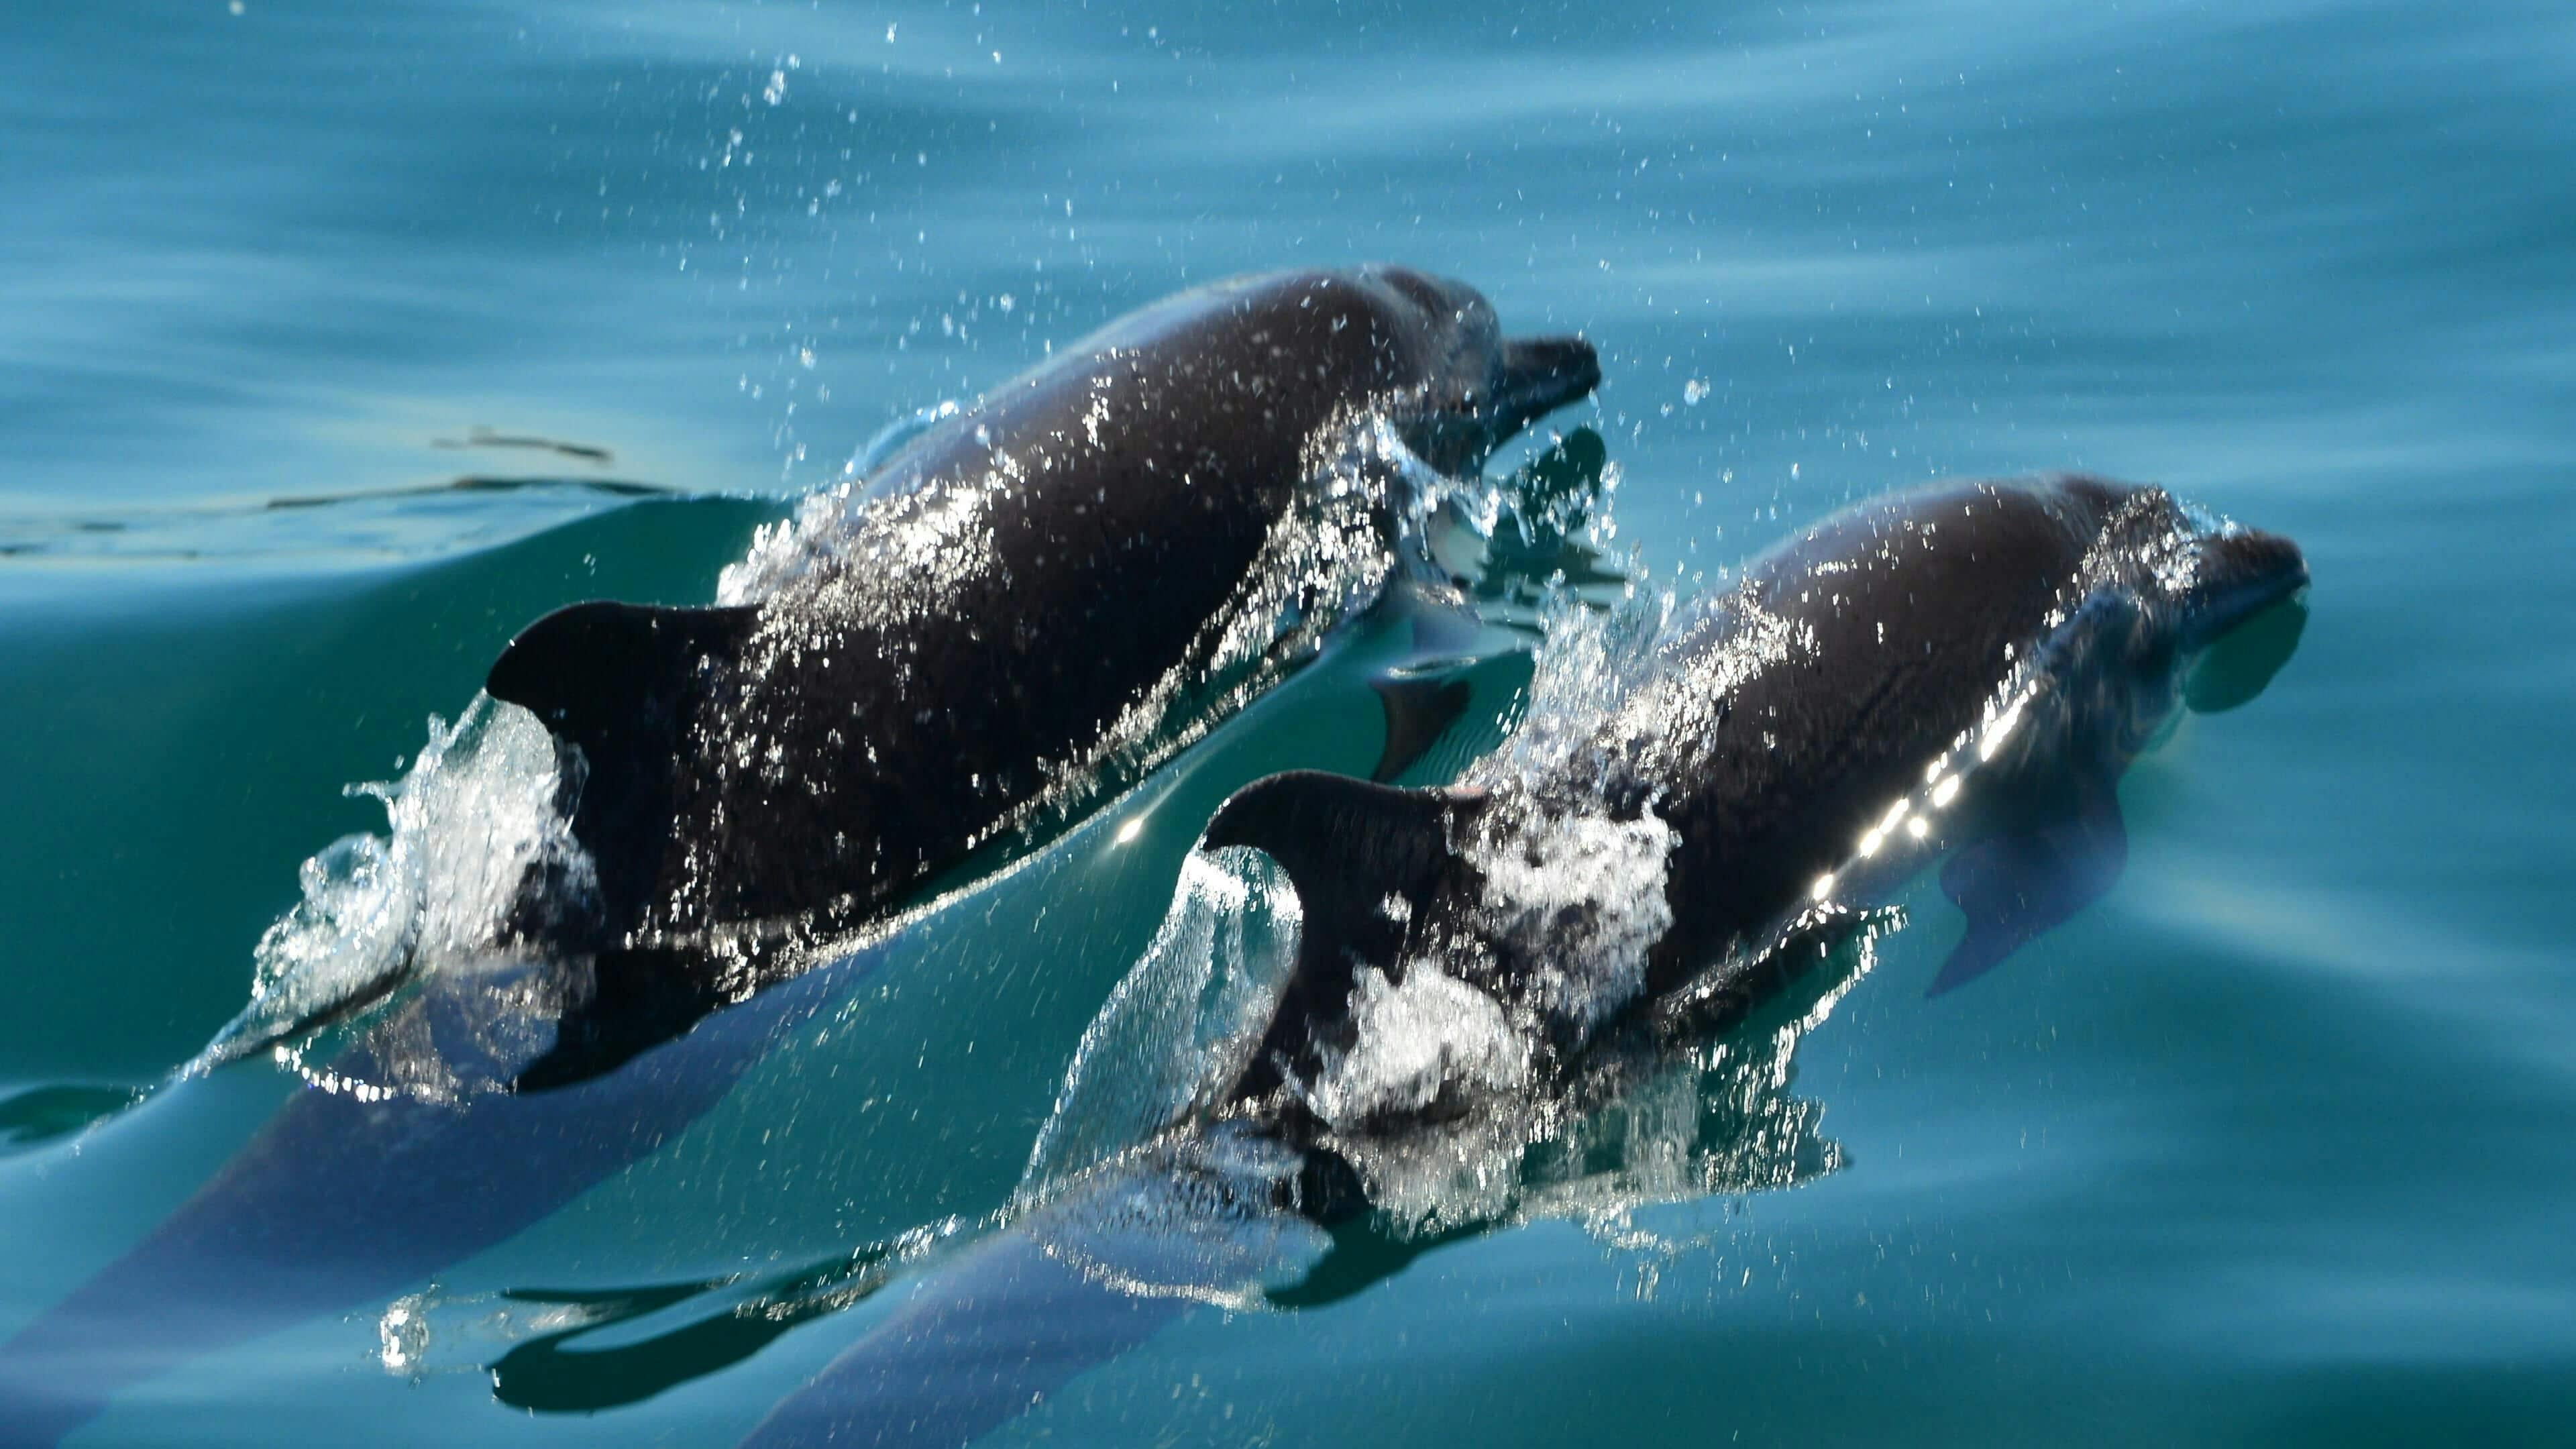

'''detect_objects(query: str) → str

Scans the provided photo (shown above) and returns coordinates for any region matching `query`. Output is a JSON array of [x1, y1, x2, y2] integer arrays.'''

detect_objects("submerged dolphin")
[[483, 265, 1598, 1087], [0, 950, 865, 1449], [739, 473, 2307, 1447]]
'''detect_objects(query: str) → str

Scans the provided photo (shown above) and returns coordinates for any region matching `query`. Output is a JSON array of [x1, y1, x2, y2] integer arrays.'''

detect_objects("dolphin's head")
[[1358, 265, 1601, 476], [2049, 475, 2310, 715]]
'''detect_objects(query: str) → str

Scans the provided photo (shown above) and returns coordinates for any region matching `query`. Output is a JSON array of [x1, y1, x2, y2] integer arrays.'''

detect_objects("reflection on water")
[[378, 1216, 971, 1413], [0, 1085, 147, 1155], [0, 480, 696, 568]]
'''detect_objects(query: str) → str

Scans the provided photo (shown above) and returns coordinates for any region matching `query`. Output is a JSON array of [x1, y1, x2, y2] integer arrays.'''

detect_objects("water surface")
[[5, 1, 2573, 1444]]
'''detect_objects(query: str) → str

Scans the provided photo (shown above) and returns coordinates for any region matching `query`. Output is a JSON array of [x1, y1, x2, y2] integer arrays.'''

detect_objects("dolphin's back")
[[1585, 482, 2097, 975]]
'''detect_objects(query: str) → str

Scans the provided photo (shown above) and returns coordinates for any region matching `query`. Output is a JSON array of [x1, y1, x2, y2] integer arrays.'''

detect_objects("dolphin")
[[481, 265, 1599, 1088], [733, 473, 2306, 1448], [1197, 474, 2308, 1120]]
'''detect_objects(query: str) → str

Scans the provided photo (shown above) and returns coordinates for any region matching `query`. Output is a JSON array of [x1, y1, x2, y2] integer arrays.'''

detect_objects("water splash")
[[1289, 800, 1682, 1135], [1308, 910, 1885, 1246], [1457, 800, 1679, 1030], [186, 698, 590, 1081], [1475, 584, 1681, 784], [1304, 961, 1534, 1127], [1024, 1128, 1329, 1309], [1010, 909, 1888, 1311], [1022, 847, 1301, 1195]]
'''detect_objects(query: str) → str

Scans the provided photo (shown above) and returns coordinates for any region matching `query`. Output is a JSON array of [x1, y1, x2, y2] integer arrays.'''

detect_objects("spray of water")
[[185, 698, 590, 1081], [1020, 847, 1302, 1196]]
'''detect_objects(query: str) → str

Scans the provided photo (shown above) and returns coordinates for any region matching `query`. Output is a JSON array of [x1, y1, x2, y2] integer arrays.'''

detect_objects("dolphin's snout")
[[2180, 527, 2308, 712], [1485, 335, 1602, 443]]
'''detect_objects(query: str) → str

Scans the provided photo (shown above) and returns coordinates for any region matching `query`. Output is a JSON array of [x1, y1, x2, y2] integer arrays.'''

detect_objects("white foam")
[[1474, 586, 1679, 785], [1287, 801, 1674, 1134], [1305, 962, 1532, 1126], [189, 698, 590, 1078], [1332, 911, 1894, 1248], [1460, 804, 1678, 1031]]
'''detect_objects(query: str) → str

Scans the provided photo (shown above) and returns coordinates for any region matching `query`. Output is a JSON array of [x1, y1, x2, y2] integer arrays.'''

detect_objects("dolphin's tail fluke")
[[485, 599, 760, 938]]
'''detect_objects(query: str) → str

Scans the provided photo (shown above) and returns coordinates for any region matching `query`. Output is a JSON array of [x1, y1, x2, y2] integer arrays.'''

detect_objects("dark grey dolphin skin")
[[483, 265, 1598, 1087], [733, 474, 2306, 1449]]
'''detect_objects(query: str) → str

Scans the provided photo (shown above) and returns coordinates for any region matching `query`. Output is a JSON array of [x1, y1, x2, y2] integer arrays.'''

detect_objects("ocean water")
[[4, 1, 2573, 1444]]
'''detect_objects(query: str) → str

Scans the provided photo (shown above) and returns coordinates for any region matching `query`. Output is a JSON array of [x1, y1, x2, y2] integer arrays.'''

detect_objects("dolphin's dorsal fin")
[[1199, 771, 1485, 1104], [486, 600, 760, 932], [1199, 771, 1475, 936], [486, 600, 757, 755], [1930, 769, 2129, 994]]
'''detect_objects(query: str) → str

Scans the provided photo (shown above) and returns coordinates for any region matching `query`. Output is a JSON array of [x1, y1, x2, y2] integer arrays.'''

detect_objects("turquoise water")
[[5, 1, 2573, 1444]]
